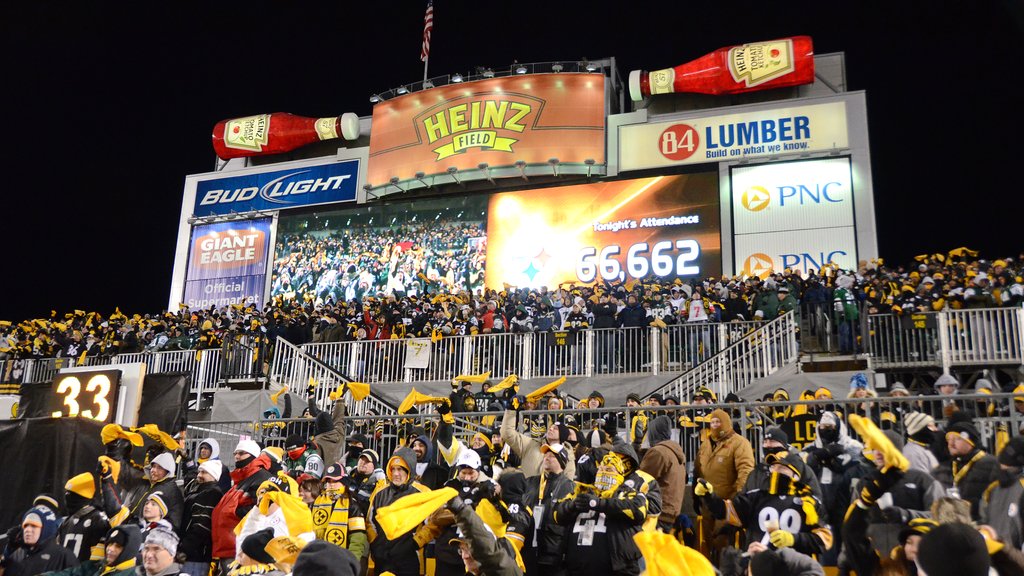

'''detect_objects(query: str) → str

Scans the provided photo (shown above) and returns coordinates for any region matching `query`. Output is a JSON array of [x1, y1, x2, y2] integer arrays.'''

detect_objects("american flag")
[[420, 1, 433, 62]]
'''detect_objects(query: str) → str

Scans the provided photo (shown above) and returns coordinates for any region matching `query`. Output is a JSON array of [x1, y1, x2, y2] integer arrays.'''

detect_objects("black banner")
[[16, 382, 55, 419], [778, 413, 819, 450], [0, 418, 106, 529], [138, 372, 191, 434]]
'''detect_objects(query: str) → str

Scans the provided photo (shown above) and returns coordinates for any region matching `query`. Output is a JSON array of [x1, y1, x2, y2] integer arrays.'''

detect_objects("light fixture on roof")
[[548, 158, 560, 177], [414, 171, 431, 188], [396, 85, 409, 95], [451, 73, 464, 83], [478, 162, 494, 185], [584, 158, 596, 178], [447, 166, 462, 185], [423, 79, 434, 89], [583, 59, 598, 72], [515, 160, 528, 181], [551, 63, 563, 72], [369, 94, 381, 103], [514, 62, 527, 74], [481, 68, 495, 78]]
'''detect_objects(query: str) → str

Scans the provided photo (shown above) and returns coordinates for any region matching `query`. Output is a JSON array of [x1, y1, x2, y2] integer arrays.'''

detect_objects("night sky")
[[2, 1, 1021, 320]]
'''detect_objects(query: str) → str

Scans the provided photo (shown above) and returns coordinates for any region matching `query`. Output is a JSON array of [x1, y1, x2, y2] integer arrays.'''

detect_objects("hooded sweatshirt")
[[695, 409, 755, 500], [640, 415, 686, 520], [368, 447, 431, 576]]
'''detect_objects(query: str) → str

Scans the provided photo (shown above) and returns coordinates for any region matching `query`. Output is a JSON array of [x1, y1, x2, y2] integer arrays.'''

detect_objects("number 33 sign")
[[49, 370, 121, 422]]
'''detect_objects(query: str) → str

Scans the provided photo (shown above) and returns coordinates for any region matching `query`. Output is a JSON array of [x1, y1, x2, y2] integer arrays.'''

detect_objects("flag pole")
[[423, 53, 429, 84]]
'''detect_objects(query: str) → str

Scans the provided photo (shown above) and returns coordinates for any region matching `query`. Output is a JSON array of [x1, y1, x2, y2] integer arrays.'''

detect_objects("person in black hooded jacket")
[[4, 506, 79, 576], [553, 442, 652, 576], [367, 446, 434, 576]]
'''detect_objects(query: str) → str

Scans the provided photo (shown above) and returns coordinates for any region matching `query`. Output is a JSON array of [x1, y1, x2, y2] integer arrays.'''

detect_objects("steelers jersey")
[[57, 506, 110, 562]]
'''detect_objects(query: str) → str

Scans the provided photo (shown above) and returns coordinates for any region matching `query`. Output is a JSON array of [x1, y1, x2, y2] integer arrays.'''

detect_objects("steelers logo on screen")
[[741, 186, 771, 212], [743, 253, 774, 279]]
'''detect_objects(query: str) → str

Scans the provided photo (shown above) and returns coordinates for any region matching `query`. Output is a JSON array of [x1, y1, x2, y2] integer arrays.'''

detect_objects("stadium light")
[[584, 158, 595, 178], [414, 171, 431, 188], [582, 59, 598, 72], [389, 176, 403, 193], [515, 160, 528, 181], [423, 79, 434, 89], [514, 62, 527, 74], [369, 94, 381, 103], [451, 73, 464, 83], [481, 68, 495, 78], [551, 63, 563, 72], [396, 85, 409, 95], [447, 166, 462, 185], [548, 158, 560, 177], [478, 162, 494, 185]]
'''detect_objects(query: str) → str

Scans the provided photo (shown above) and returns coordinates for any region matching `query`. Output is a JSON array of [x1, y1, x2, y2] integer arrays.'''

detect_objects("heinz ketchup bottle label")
[[648, 68, 676, 95], [728, 39, 796, 88], [224, 114, 271, 152], [314, 117, 339, 141]]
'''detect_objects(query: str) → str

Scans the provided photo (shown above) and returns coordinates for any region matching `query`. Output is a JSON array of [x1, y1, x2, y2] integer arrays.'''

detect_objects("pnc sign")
[[368, 74, 605, 188], [741, 187, 771, 212], [739, 182, 845, 213], [742, 252, 775, 279]]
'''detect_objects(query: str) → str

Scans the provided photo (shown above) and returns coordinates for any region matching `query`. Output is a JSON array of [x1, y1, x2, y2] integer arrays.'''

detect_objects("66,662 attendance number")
[[576, 239, 701, 283]]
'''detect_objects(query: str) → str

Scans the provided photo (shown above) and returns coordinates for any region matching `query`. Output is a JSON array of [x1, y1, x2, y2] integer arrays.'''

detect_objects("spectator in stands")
[[4, 505, 78, 576], [133, 453, 184, 530], [56, 473, 109, 563], [179, 460, 223, 576], [803, 412, 862, 561], [833, 274, 859, 354], [980, 436, 1024, 549], [367, 446, 432, 576], [211, 441, 272, 571], [500, 398, 576, 479], [694, 409, 754, 559], [310, 464, 367, 561], [639, 415, 686, 532], [283, 434, 325, 482], [45, 524, 142, 576], [903, 412, 941, 473], [932, 415, 998, 520], [522, 443, 574, 576], [140, 526, 180, 576]]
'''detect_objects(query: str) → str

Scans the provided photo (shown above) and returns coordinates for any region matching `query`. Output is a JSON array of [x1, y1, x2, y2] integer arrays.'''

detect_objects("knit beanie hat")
[[146, 493, 169, 519], [199, 460, 223, 482], [358, 448, 380, 468], [144, 525, 179, 557], [946, 417, 981, 447], [904, 412, 934, 436], [241, 528, 276, 564], [748, 549, 788, 576], [235, 439, 262, 459], [293, 540, 359, 576], [917, 522, 991, 576], [21, 505, 59, 543], [150, 452, 176, 477]]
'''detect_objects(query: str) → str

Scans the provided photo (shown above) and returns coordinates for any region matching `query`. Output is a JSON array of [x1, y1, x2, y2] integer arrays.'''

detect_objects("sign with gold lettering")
[[367, 74, 605, 187]]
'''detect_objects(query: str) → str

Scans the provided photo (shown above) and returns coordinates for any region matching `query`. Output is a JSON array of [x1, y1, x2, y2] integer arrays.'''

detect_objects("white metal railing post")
[[650, 327, 660, 376], [1018, 306, 1024, 366], [461, 336, 474, 375], [522, 334, 533, 380], [585, 329, 594, 377], [938, 311, 952, 374], [717, 323, 729, 353]]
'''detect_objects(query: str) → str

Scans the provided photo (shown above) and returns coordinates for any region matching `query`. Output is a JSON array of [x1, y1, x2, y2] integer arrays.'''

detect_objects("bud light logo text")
[[193, 159, 359, 217]]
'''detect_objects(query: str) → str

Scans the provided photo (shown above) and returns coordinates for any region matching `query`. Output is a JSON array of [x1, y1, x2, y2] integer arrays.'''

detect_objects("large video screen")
[[486, 174, 720, 289], [272, 196, 488, 303], [271, 172, 719, 303]]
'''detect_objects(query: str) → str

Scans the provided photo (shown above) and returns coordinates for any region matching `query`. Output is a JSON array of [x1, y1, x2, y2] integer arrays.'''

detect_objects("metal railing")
[[655, 311, 799, 403], [867, 306, 1024, 371], [181, 394, 1024, 487]]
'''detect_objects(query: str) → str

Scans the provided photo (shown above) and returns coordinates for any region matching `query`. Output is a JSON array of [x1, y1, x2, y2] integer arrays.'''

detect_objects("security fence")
[[866, 306, 1024, 371]]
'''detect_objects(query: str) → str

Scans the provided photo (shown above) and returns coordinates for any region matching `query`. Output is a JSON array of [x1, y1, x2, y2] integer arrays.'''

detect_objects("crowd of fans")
[[4, 368, 1024, 576], [1, 248, 1021, 368]]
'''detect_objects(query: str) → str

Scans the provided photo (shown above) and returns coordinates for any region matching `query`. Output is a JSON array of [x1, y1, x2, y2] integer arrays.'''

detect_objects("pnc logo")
[[741, 186, 771, 212], [420, 97, 537, 160], [742, 253, 775, 279]]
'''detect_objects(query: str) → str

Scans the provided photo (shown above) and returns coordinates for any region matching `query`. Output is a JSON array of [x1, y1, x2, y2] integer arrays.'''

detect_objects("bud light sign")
[[193, 159, 359, 217]]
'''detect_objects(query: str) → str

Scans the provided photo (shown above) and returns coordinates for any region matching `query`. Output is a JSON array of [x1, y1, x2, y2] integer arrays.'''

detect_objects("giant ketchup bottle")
[[628, 36, 814, 101], [211, 112, 360, 160]]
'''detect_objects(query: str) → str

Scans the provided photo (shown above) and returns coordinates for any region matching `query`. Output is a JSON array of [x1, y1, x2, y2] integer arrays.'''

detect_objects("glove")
[[443, 478, 464, 492], [306, 383, 316, 396], [859, 468, 901, 506], [769, 530, 795, 549], [446, 495, 467, 514], [673, 513, 694, 532], [694, 479, 714, 497], [511, 395, 527, 411], [573, 493, 593, 512], [881, 506, 909, 524], [472, 481, 496, 502], [824, 443, 846, 459], [437, 401, 451, 416]]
